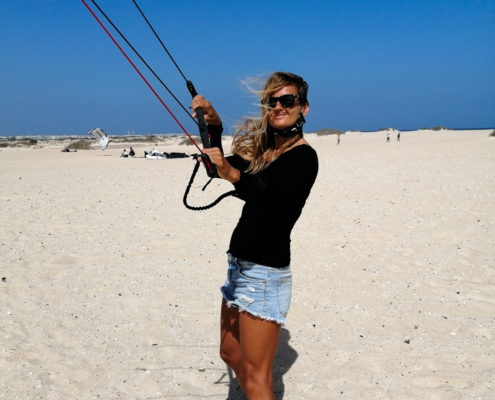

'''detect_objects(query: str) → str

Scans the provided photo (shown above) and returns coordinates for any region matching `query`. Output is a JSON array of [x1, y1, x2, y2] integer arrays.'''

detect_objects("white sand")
[[1, 130, 494, 399]]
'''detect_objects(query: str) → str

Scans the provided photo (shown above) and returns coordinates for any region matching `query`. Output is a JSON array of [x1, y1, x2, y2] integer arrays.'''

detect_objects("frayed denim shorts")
[[220, 253, 292, 325]]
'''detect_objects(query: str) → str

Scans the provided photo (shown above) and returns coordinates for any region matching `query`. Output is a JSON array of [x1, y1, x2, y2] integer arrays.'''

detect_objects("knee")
[[242, 362, 272, 393], [219, 344, 238, 368], [219, 347, 230, 365]]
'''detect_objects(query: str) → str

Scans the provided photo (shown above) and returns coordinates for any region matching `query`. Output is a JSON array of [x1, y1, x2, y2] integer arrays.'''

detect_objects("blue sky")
[[1, 0, 494, 136]]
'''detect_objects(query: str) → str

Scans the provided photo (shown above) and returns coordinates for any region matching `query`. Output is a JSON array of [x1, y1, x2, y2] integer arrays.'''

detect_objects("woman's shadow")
[[224, 327, 298, 400]]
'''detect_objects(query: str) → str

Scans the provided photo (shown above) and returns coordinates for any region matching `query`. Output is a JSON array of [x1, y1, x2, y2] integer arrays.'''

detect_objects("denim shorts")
[[220, 253, 292, 325]]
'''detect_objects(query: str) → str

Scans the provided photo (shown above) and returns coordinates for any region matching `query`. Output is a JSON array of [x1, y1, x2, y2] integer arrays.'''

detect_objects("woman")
[[192, 72, 318, 399]]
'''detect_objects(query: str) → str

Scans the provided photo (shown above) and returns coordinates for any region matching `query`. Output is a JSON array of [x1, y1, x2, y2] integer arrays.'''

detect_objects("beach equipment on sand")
[[145, 151, 190, 160], [82, 0, 235, 210], [87, 127, 109, 150]]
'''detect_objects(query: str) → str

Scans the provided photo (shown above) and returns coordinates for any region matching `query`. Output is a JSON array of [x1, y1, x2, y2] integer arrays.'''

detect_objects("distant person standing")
[[337, 134, 340, 145], [386, 133, 390, 142], [397, 132, 400, 142]]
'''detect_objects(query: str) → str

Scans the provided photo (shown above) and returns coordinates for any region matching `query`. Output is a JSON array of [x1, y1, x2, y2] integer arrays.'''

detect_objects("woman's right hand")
[[191, 95, 222, 126], [199, 147, 240, 183]]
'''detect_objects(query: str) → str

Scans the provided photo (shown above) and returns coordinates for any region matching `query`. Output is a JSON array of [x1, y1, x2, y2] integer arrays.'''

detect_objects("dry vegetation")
[[0, 138, 38, 148], [110, 135, 167, 144], [317, 128, 344, 136], [178, 136, 202, 146], [489, 129, 495, 137], [68, 140, 93, 150]]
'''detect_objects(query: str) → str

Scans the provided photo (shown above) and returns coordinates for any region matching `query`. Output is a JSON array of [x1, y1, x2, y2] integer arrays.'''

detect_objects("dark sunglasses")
[[265, 94, 299, 109]]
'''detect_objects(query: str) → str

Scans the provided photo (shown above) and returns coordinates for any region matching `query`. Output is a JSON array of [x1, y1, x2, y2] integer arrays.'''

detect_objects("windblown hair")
[[231, 72, 309, 173]]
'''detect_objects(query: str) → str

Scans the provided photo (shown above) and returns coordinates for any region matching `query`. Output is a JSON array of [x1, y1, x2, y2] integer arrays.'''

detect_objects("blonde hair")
[[231, 72, 309, 174]]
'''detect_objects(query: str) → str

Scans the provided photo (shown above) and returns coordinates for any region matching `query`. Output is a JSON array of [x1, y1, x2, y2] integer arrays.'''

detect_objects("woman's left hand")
[[200, 147, 240, 184]]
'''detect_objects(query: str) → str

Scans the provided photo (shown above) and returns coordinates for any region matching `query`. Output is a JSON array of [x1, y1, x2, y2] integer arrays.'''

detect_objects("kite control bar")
[[186, 80, 218, 178]]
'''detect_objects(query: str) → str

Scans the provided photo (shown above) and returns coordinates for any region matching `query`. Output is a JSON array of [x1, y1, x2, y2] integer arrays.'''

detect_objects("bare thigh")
[[239, 311, 281, 376], [220, 299, 241, 368]]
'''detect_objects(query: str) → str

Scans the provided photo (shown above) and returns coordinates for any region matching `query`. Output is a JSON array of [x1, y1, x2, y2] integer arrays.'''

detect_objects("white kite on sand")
[[87, 128, 109, 151]]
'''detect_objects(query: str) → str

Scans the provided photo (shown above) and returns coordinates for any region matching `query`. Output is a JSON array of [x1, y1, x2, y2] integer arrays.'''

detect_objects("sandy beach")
[[1, 129, 494, 399]]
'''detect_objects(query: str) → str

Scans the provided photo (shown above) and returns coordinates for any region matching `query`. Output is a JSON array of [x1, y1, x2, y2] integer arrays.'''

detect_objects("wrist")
[[208, 116, 222, 126]]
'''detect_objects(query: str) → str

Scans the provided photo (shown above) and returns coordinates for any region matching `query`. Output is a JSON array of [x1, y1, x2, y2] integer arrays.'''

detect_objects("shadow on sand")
[[221, 327, 298, 400]]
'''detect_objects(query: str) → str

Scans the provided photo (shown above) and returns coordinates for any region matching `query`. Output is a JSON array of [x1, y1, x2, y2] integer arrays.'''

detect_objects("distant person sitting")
[[121, 149, 128, 158], [150, 147, 160, 156], [129, 147, 135, 157]]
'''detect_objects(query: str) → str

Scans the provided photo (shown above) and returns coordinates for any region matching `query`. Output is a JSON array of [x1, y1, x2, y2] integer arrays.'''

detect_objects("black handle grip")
[[195, 107, 211, 149], [186, 80, 218, 178], [200, 153, 219, 179]]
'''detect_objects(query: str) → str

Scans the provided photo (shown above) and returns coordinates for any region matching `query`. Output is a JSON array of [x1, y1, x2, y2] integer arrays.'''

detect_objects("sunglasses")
[[265, 94, 299, 109]]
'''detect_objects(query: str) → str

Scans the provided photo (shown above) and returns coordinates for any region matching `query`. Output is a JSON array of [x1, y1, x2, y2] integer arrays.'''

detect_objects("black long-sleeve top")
[[209, 124, 318, 268]]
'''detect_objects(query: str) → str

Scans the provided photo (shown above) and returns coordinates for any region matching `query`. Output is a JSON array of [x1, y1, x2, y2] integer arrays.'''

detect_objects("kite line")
[[88, 0, 196, 126], [131, 0, 188, 83], [81, 0, 202, 153], [126, 0, 217, 178], [82, 0, 235, 209]]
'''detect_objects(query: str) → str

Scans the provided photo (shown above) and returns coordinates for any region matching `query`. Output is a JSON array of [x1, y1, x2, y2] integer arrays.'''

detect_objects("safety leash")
[[183, 155, 236, 211]]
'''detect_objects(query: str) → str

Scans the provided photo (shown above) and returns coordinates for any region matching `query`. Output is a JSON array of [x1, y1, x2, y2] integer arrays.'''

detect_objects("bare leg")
[[220, 298, 245, 390], [239, 312, 281, 400]]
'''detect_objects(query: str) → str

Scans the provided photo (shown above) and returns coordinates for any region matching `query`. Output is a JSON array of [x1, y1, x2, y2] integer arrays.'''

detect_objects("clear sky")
[[1, 0, 494, 136]]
